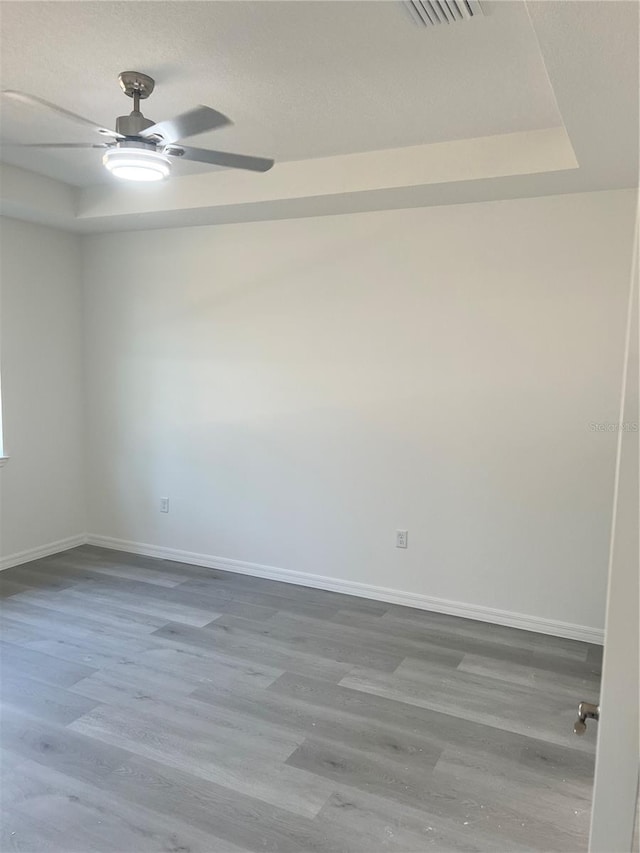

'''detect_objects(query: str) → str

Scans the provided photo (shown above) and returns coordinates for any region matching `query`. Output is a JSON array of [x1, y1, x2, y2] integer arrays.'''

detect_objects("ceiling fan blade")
[[1, 142, 111, 148], [140, 105, 231, 145], [166, 145, 274, 173], [2, 90, 122, 138]]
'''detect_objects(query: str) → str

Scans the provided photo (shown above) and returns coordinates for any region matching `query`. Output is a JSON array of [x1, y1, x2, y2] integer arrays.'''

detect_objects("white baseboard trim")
[[0, 534, 88, 571], [86, 534, 604, 645]]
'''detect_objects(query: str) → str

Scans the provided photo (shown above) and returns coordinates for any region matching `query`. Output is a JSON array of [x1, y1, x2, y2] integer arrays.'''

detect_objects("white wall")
[[0, 216, 85, 560], [82, 189, 637, 634]]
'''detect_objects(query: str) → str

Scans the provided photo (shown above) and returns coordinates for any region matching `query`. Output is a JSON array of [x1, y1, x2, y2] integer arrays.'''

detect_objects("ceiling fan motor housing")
[[115, 112, 155, 138]]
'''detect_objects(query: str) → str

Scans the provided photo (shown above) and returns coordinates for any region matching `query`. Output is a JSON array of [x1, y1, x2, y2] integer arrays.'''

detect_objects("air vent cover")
[[404, 0, 484, 27]]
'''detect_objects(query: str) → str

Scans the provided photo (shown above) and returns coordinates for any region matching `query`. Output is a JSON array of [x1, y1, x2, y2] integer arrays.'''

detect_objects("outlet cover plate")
[[396, 529, 408, 548]]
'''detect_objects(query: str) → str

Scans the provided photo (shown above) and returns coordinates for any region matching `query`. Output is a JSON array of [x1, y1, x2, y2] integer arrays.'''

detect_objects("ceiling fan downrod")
[[114, 71, 157, 139]]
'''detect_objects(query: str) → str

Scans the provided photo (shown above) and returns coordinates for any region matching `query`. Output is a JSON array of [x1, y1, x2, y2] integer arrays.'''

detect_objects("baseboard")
[[0, 534, 88, 571], [86, 534, 604, 645]]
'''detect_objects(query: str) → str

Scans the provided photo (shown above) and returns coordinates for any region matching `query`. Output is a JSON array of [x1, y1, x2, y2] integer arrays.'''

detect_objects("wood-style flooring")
[[0, 545, 601, 852]]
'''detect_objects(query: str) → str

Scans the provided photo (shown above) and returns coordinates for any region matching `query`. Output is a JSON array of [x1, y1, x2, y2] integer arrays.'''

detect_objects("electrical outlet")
[[396, 529, 408, 549], [160, 497, 169, 513]]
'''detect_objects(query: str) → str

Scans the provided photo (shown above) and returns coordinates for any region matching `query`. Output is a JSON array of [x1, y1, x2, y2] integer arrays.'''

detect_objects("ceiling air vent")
[[404, 0, 484, 27]]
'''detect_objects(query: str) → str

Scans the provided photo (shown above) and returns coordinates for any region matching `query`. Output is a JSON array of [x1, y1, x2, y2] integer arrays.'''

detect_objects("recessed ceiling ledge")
[[76, 127, 577, 222]]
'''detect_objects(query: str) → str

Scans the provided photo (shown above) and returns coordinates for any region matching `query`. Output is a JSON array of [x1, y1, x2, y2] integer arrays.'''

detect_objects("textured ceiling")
[[0, 0, 563, 186]]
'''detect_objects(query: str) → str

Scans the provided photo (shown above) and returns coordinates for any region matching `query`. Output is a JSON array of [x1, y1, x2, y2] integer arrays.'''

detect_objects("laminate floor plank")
[[458, 652, 601, 698], [340, 661, 593, 751], [332, 608, 600, 678], [68, 702, 335, 819], [433, 745, 592, 833], [0, 615, 48, 646], [87, 751, 398, 853], [72, 646, 284, 697], [285, 734, 442, 808], [3, 755, 251, 853], [314, 788, 516, 853], [74, 656, 280, 705], [0, 546, 599, 852], [21, 632, 156, 670], [264, 672, 592, 776], [64, 575, 235, 611], [287, 736, 583, 852], [54, 582, 224, 627], [264, 609, 467, 668], [0, 671, 100, 725], [0, 641, 97, 688], [153, 620, 355, 682], [1, 806, 104, 853], [71, 545, 223, 582], [69, 672, 305, 755], [2, 593, 170, 637], [209, 612, 406, 672], [217, 598, 279, 621], [23, 551, 183, 587], [179, 573, 390, 616], [192, 677, 445, 769], [46, 558, 185, 589], [381, 605, 591, 658], [0, 566, 78, 592], [0, 577, 33, 598], [1, 705, 136, 782], [67, 697, 300, 765], [179, 577, 346, 621]]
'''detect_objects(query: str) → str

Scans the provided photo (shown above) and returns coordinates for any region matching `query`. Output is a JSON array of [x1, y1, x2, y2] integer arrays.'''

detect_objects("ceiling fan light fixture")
[[4, 73, 274, 179], [103, 146, 171, 182]]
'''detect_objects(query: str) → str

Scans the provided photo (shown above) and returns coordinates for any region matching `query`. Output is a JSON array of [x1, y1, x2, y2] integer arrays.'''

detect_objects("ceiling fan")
[[1, 71, 274, 182]]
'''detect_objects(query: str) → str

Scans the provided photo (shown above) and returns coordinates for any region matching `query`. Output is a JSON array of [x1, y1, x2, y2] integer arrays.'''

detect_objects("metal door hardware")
[[574, 701, 600, 735]]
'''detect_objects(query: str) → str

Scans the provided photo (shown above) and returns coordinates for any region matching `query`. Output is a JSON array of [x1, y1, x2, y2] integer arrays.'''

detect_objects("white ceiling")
[[0, 0, 564, 186], [0, 0, 638, 233]]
